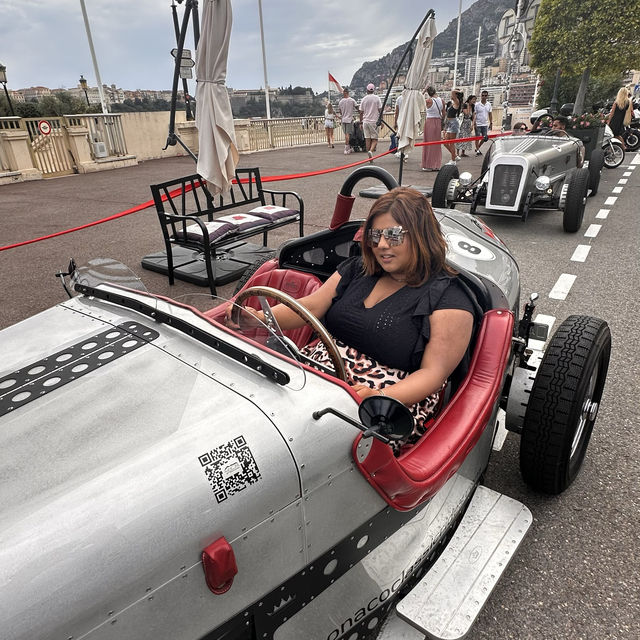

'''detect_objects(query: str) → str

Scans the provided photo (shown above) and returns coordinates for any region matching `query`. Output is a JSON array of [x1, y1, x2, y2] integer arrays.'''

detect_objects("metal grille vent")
[[489, 165, 523, 207]]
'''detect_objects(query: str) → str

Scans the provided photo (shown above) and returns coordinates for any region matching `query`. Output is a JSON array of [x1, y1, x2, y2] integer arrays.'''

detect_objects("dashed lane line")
[[571, 245, 591, 262], [584, 224, 601, 238], [618, 178, 628, 184], [549, 273, 577, 300], [596, 208, 610, 219], [623, 172, 632, 177], [605, 196, 618, 205], [612, 186, 623, 193]]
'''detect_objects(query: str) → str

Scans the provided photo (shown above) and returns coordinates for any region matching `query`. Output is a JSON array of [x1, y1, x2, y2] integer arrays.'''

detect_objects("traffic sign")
[[38, 120, 52, 136], [171, 48, 193, 60]]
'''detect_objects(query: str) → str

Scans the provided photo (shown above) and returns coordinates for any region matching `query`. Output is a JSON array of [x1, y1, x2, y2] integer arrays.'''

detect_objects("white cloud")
[[0, 0, 474, 92]]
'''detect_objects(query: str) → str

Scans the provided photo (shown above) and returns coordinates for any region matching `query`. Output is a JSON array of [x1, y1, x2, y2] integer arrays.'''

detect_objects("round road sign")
[[38, 120, 52, 135]]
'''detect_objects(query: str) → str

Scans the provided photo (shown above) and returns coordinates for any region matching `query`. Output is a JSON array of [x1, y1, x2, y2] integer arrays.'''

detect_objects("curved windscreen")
[[67, 260, 307, 390]]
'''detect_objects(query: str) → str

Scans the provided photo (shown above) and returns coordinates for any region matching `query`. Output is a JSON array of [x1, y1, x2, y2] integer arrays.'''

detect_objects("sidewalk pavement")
[[0, 141, 488, 330]]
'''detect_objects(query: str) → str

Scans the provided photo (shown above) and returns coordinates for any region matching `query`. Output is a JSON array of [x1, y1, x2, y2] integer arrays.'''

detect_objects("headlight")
[[535, 176, 551, 191], [459, 171, 473, 186]]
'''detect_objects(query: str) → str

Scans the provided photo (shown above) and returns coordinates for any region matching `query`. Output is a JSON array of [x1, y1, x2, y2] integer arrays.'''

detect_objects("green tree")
[[529, 0, 640, 113]]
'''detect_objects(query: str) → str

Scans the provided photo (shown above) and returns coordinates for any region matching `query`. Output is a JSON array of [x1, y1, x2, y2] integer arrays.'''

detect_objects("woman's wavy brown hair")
[[360, 187, 455, 286]]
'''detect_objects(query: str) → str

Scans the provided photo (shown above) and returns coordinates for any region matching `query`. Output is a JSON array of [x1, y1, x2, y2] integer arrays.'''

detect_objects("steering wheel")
[[233, 286, 347, 381]]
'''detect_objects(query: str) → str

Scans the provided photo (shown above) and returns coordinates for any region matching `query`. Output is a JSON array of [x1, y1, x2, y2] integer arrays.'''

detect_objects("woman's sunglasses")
[[368, 226, 409, 247]]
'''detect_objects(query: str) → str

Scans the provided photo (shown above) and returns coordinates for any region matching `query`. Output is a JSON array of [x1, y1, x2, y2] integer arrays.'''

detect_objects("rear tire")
[[603, 142, 624, 168], [232, 255, 276, 296], [520, 315, 611, 494], [587, 148, 604, 196], [431, 164, 459, 208], [562, 167, 589, 232]]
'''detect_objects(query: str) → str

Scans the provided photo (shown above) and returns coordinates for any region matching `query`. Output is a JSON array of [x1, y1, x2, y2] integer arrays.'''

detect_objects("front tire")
[[603, 142, 624, 168], [624, 130, 640, 151], [431, 164, 459, 208], [562, 167, 589, 232], [520, 316, 611, 494]]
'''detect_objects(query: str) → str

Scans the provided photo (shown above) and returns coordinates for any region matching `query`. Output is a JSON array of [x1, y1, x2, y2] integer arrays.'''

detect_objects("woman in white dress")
[[325, 103, 336, 148]]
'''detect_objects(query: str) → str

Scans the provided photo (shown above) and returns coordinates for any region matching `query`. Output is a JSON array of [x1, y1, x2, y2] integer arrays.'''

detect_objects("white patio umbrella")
[[195, 0, 239, 195], [397, 16, 437, 154]]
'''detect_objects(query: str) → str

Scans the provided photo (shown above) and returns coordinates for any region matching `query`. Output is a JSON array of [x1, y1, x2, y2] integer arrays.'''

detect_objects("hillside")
[[350, 0, 512, 90]]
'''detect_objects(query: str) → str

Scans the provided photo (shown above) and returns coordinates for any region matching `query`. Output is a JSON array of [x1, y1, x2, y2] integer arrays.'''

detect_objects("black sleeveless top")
[[323, 257, 477, 372]]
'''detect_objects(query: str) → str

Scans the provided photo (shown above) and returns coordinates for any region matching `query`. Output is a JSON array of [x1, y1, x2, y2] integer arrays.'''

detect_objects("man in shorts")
[[359, 83, 382, 162], [474, 91, 493, 155], [338, 88, 357, 154]]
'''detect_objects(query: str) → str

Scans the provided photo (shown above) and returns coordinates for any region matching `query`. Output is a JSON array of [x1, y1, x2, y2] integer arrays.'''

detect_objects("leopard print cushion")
[[302, 339, 442, 454]]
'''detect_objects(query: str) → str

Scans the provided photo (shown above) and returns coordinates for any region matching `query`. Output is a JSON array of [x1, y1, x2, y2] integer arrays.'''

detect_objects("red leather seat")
[[352, 309, 514, 511], [205, 259, 323, 348]]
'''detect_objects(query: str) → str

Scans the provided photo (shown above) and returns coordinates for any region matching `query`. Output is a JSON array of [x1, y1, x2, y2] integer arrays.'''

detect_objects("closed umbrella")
[[397, 16, 437, 154], [195, 0, 239, 195]]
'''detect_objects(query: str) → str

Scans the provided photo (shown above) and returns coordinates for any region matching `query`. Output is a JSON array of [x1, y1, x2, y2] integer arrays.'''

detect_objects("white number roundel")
[[446, 233, 495, 262]]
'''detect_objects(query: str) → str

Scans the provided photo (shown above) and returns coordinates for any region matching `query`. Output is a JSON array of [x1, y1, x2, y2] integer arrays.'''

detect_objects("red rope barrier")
[[1, 132, 511, 252]]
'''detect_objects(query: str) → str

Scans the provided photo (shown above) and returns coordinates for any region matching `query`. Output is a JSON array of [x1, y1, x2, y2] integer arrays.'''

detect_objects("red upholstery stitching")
[[352, 309, 514, 511]]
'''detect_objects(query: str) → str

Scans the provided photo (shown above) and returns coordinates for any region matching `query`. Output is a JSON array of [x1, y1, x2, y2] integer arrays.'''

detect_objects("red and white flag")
[[328, 72, 343, 94]]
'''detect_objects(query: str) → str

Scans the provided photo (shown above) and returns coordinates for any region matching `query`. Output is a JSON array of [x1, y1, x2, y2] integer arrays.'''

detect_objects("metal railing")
[[246, 112, 395, 151], [68, 113, 128, 158], [0, 117, 23, 172]]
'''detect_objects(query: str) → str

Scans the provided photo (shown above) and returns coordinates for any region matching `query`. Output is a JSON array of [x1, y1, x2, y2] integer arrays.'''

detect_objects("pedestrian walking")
[[421, 86, 444, 171], [474, 91, 492, 155], [324, 102, 336, 148], [607, 87, 634, 149], [457, 95, 476, 158], [338, 88, 358, 154], [359, 83, 383, 162], [444, 89, 464, 164]]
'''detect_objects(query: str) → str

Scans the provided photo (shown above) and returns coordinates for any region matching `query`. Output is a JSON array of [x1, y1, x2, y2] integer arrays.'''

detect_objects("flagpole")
[[257, 0, 271, 120], [453, 0, 462, 87]]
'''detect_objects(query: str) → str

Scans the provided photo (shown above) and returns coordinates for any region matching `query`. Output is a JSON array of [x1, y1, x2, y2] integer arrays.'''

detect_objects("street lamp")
[[79, 74, 90, 106], [0, 62, 16, 116]]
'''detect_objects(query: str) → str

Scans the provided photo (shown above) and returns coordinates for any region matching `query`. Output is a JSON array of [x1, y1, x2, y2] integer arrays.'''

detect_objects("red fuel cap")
[[202, 537, 238, 594]]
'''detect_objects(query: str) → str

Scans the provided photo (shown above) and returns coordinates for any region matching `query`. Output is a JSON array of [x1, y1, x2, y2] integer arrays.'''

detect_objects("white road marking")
[[631, 154, 640, 165], [584, 224, 601, 238], [571, 245, 592, 262], [549, 274, 577, 300], [623, 172, 632, 177], [605, 196, 618, 205], [596, 208, 610, 219], [618, 178, 628, 184], [628, 164, 636, 169], [612, 186, 623, 193]]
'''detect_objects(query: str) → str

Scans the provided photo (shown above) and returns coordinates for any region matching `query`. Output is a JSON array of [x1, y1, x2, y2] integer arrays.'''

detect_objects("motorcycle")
[[621, 117, 640, 152], [602, 123, 625, 168]]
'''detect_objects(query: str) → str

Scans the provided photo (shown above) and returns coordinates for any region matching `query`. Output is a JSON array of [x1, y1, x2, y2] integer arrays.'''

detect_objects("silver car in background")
[[431, 132, 605, 232]]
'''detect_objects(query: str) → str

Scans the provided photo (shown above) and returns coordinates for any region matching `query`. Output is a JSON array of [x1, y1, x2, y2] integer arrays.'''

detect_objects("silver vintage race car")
[[0, 168, 611, 640], [431, 130, 605, 233]]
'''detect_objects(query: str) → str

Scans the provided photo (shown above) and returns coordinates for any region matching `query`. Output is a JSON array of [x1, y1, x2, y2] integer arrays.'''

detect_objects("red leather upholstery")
[[205, 259, 323, 348], [352, 309, 514, 511]]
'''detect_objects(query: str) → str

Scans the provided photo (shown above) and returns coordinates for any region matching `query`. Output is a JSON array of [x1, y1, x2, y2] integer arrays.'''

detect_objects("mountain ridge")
[[350, 0, 513, 90]]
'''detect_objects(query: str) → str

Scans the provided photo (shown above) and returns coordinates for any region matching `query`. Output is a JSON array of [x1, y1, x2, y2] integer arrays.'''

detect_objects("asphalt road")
[[1, 142, 638, 639]]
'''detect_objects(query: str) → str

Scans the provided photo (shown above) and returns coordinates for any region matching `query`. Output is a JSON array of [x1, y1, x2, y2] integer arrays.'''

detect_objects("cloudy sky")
[[1, 0, 475, 93]]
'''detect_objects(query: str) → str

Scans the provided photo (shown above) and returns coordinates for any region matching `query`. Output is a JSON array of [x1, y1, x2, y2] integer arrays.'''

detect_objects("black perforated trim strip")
[[0, 321, 159, 417]]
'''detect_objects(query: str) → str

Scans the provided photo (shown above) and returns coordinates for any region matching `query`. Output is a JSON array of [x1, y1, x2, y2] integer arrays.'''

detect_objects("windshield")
[[67, 260, 307, 390], [491, 132, 581, 155]]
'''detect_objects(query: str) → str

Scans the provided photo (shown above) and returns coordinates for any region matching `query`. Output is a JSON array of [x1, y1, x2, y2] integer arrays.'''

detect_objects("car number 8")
[[446, 233, 496, 262]]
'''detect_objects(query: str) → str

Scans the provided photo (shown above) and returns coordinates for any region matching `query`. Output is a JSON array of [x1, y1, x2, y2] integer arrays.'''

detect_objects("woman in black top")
[[229, 188, 476, 443], [608, 87, 633, 148], [443, 89, 464, 164]]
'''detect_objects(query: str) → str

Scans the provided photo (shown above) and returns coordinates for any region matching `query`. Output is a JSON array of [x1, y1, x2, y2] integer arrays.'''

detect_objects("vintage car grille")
[[489, 165, 523, 208]]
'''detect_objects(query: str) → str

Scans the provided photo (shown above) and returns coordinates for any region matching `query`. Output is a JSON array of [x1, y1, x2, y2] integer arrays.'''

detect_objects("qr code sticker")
[[198, 436, 261, 503]]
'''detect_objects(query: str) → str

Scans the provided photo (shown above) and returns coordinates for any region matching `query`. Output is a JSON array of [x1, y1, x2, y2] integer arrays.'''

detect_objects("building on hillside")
[[21, 86, 51, 101], [464, 57, 487, 85]]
